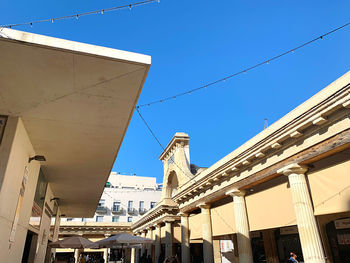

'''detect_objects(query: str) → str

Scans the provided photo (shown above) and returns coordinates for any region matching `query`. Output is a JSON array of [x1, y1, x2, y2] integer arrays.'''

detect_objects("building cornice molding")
[[159, 132, 190, 161], [173, 79, 350, 205], [178, 128, 350, 212], [132, 213, 180, 234], [131, 203, 179, 230]]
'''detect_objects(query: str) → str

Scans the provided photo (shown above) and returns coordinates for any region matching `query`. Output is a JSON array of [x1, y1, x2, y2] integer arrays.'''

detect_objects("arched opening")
[[166, 171, 179, 198]]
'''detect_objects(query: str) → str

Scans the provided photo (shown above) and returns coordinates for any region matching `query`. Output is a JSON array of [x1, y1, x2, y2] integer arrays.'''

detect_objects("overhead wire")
[[136, 20, 350, 108], [136, 108, 196, 183], [0, 0, 160, 28], [136, 20, 350, 187]]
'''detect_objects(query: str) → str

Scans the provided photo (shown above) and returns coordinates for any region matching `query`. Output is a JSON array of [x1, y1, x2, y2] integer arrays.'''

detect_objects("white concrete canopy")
[[0, 28, 151, 217]]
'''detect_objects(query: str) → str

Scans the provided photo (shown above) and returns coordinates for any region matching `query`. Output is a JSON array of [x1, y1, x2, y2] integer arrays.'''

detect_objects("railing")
[[96, 206, 107, 213], [139, 208, 148, 215], [127, 207, 136, 214], [112, 207, 124, 214]]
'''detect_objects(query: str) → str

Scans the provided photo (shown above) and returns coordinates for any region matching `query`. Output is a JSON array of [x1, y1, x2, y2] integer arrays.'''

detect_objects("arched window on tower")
[[166, 171, 179, 198]]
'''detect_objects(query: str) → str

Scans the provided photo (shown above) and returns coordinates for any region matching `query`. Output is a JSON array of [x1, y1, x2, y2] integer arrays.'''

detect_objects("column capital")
[[178, 212, 189, 217], [226, 188, 246, 197], [163, 219, 175, 224], [197, 203, 210, 209], [277, 163, 308, 176], [153, 222, 162, 228]]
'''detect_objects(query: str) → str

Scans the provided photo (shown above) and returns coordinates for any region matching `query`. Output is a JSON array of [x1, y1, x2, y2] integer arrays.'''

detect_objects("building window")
[[67, 218, 73, 221], [113, 201, 121, 211], [150, 202, 156, 209], [81, 218, 86, 222], [127, 217, 132, 222], [105, 182, 111, 188], [128, 200, 133, 209], [98, 199, 105, 207], [139, 201, 144, 209], [96, 216, 103, 222], [112, 216, 119, 222]]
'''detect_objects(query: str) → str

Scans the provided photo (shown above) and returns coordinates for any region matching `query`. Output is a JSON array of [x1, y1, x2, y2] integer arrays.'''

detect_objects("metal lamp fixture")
[[28, 155, 46, 163]]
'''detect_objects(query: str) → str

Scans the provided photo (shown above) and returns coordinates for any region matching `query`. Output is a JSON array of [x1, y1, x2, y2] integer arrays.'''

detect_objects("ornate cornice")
[[159, 132, 190, 161], [173, 76, 350, 206]]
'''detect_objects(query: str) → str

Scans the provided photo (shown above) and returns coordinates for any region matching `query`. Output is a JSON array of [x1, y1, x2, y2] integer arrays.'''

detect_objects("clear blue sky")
[[2, 0, 350, 183]]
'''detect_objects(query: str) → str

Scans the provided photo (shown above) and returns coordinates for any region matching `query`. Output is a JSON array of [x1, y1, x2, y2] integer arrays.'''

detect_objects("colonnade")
[[134, 163, 325, 263]]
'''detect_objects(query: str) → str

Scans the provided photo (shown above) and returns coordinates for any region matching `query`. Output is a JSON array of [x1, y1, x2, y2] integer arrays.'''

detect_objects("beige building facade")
[[132, 71, 350, 263], [56, 174, 162, 262], [0, 28, 150, 263]]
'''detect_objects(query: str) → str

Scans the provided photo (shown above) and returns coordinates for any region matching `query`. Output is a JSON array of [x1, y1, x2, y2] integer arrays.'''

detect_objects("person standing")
[[289, 252, 299, 263]]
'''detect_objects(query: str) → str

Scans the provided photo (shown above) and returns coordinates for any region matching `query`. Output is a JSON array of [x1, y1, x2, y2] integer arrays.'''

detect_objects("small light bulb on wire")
[[129, 4, 132, 10], [30, 23, 33, 27], [76, 14, 79, 19], [101, 10, 104, 14]]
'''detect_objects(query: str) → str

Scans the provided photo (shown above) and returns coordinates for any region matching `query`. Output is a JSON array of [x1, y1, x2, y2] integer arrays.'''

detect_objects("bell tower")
[[159, 132, 193, 201]]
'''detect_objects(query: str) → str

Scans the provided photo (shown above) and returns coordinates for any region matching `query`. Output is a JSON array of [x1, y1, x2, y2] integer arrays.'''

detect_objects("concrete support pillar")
[[226, 189, 253, 263], [164, 220, 173, 258], [154, 223, 162, 263], [103, 248, 109, 263], [278, 164, 325, 263], [180, 213, 190, 263], [197, 203, 214, 263]]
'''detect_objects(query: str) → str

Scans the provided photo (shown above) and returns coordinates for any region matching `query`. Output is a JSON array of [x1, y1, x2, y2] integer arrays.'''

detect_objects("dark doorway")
[[275, 230, 303, 262], [326, 219, 350, 263], [190, 243, 203, 263], [22, 230, 38, 263]]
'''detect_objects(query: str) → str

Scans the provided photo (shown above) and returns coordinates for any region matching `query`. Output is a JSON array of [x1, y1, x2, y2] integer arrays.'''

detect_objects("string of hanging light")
[[136, 20, 350, 108], [0, 0, 160, 28], [136, 108, 198, 183]]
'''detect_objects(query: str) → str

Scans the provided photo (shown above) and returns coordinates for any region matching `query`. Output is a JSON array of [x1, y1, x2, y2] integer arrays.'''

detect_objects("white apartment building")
[[62, 172, 162, 223]]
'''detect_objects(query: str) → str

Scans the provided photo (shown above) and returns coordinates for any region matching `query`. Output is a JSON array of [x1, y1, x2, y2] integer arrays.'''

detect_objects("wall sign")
[[220, 240, 235, 263], [9, 166, 29, 247]]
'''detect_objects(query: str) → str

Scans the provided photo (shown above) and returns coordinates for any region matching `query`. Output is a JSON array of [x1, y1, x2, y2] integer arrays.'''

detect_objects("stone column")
[[147, 227, 153, 257], [164, 220, 173, 258], [180, 213, 190, 263], [278, 164, 325, 263], [103, 234, 111, 263], [134, 246, 139, 263], [154, 223, 162, 263], [103, 248, 109, 263], [141, 231, 146, 257], [226, 189, 253, 263], [74, 249, 82, 263], [197, 203, 214, 263]]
